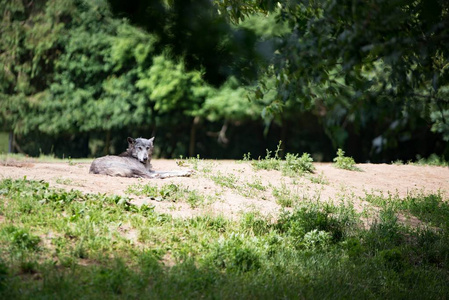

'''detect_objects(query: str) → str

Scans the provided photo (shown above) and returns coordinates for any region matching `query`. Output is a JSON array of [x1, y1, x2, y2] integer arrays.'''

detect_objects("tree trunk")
[[8, 132, 13, 153], [189, 116, 201, 157], [280, 117, 287, 158], [104, 130, 111, 155]]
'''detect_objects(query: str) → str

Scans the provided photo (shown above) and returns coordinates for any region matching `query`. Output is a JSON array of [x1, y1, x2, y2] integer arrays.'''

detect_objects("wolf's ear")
[[149, 137, 155, 143], [127, 137, 135, 145]]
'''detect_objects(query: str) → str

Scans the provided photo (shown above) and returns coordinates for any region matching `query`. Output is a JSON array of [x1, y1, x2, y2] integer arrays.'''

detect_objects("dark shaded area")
[[108, 0, 261, 86]]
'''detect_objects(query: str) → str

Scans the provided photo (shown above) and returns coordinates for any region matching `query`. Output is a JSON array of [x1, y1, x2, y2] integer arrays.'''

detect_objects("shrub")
[[333, 148, 361, 171], [284, 152, 315, 175], [251, 141, 315, 176], [208, 234, 262, 273], [276, 205, 347, 244], [2, 226, 40, 251], [302, 229, 332, 250]]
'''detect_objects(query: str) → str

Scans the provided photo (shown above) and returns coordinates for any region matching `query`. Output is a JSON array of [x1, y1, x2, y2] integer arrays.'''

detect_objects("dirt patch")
[[0, 159, 448, 219]]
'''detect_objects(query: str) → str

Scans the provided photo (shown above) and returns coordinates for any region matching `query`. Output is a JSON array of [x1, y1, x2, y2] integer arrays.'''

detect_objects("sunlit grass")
[[0, 178, 448, 299], [244, 141, 316, 176]]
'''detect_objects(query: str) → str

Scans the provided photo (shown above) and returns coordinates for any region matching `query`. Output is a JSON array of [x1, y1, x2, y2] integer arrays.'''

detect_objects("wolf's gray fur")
[[89, 137, 192, 179]]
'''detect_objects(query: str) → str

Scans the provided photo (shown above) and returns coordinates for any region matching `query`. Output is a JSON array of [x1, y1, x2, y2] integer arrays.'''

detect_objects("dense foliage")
[[1, 0, 448, 161]]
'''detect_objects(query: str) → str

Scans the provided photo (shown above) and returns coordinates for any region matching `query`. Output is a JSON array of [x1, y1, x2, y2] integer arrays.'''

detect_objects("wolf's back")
[[89, 156, 135, 177]]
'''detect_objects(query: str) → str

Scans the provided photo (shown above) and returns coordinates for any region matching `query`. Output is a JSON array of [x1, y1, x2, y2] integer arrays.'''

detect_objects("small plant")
[[302, 229, 332, 250], [67, 156, 75, 166], [402, 193, 449, 228], [284, 152, 315, 175], [210, 172, 238, 189], [276, 203, 349, 244], [245, 178, 266, 192], [208, 233, 262, 274], [272, 184, 296, 208], [177, 154, 213, 173], [333, 149, 361, 171], [242, 152, 252, 162], [55, 177, 74, 185], [252, 141, 283, 171], [126, 183, 205, 208], [413, 154, 449, 167], [176, 156, 187, 167], [240, 212, 270, 236], [250, 141, 315, 176], [2, 226, 41, 251], [308, 172, 329, 185]]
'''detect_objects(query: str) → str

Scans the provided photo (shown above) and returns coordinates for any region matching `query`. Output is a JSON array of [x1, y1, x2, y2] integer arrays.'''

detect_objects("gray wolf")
[[89, 137, 192, 179]]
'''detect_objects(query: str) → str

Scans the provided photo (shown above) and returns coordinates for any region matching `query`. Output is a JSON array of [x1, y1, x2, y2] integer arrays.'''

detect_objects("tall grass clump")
[[414, 154, 449, 167], [365, 191, 449, 229], [333, 148, 361, 171], [250, 141, 315, 176]]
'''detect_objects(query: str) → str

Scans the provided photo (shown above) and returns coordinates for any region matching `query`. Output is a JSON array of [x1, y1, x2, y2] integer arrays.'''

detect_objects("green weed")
[[206, 233, 262, 274], [250, 141, 315, 176], [276, 202, 351, 245], [308, 172, 329, 185], [127, 183, 205, 208], [252, 141, 283, 171], [210, 172, 239, 189], [333, 148, 361, 171], [364, 191, 449, 229], [392, 159, 404, 165], [1, 226, 41, 251], [284, 152, 315, 174], [414, 154, 449, 167], [210, 173, 268, 199], [176, 154, 203, 171], [245, 177, 267, 192], [55, 177, 75, 185], [272, 184, 296, 208]]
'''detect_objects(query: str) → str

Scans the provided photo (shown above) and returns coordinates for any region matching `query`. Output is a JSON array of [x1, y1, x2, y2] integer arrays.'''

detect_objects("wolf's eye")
[[138, 147, 143, 150], [146, 146, 150, 150]]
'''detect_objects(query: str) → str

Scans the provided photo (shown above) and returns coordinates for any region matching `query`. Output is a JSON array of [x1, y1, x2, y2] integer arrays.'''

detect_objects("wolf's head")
[[127, 137, 154, 167]]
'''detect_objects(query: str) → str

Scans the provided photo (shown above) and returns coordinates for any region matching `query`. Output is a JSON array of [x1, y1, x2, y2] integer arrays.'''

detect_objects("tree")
[[2, 0, 448, 161], [108, 0, 264, 86], [266, 0, 449, 140], [215, 0, 449, 159]]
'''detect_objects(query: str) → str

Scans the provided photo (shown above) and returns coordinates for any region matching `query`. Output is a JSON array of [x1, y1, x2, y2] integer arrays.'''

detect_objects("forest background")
[[1, 0, 448, 163]]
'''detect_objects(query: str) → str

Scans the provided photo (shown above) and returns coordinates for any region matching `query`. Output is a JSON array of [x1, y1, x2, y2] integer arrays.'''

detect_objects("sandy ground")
[[1, 158, 448, 219]]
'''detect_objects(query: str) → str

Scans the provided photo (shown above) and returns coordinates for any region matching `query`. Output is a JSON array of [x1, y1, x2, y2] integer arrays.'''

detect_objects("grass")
[[210, 172, 268, 199], [247, 141, 316, 176], [333, 148, 362, 171], [364, 191, 449, 229], [413, 154, 449, 167], [0, 177, 448, 299], [393, 154, 449, 166], [272, 182, 297, 207], [126, 182, 207, 208], [176, 154, 215, 173]]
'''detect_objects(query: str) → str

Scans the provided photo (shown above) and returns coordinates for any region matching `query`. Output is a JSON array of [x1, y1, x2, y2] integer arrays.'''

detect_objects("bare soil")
[[1, 158, 448, 219]]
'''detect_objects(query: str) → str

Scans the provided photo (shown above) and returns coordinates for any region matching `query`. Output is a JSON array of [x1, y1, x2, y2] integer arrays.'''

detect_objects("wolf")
[[89, 137, 192, 179]]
